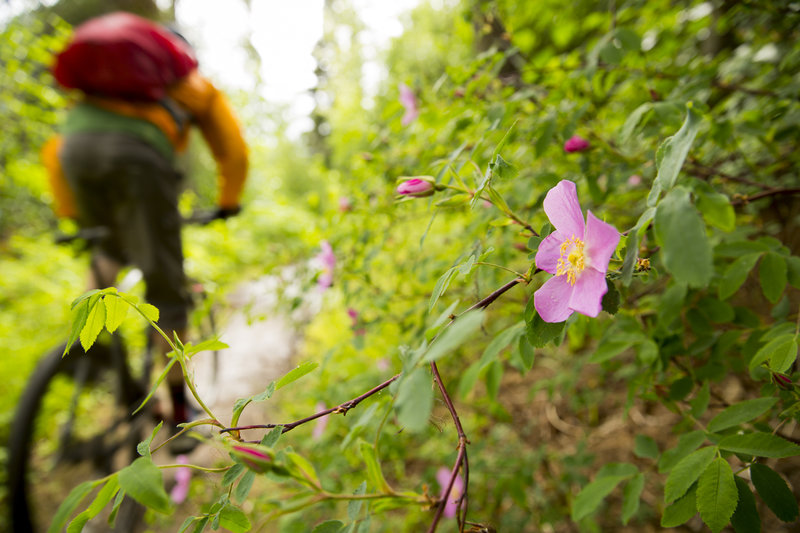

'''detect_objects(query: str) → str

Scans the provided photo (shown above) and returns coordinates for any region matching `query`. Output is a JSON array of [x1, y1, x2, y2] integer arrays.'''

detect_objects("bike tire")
[[8, 341, 149, 532]]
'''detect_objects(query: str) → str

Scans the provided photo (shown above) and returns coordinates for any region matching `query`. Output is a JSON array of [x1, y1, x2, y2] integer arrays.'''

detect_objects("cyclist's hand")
[[215, 205, 241, 220]]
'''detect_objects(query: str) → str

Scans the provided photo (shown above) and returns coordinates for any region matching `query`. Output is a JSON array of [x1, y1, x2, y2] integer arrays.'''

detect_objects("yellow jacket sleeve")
[[41, 135, 78, 218], [169, 71, 249, 208]]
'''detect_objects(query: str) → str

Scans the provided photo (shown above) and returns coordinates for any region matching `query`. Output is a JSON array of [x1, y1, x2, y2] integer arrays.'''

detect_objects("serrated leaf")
[[719, 432, 800, 458], [770, 339, 798, 374], [67, 477, 121, 533], [70, 289, 101, 309], [422, 309, 485, 363], [659, 430, 706, 473], [664, 446, 717, 503], [118, 457, 171, 514], [750, 463, 799, 522], [731, 476, 761, 533], [395, 367, 433, 432], [654, 187, 713, 288], [222, 464, 246, 487], [696, 190, 735, 232], [64, 299, 91, 355], [312, 521, 345, 533], [48, 480, 101, 533], [759, 252, 787, 303], [103, 294, 128, 333], [233, 471, 255, 503], [718, 253, 762, 300], [137, 302, 160, 323], [634, 435, 659, 459], [276, 360, 318, 390], [622, 473, 645, 525], [571, 474, 630, 521], [707, 398, 778, 433], [697, 458, 737, 533], [218, 504, 251, 532], [749, 334, 795, 370], [80, 297, 106, 352], [661, 484, 698, 527], [526, 313, 565, 348], [648, 105, 701, 205]]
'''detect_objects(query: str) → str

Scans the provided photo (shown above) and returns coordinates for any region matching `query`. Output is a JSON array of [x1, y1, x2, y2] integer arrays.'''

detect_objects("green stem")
[[474, 261, 528, 279]]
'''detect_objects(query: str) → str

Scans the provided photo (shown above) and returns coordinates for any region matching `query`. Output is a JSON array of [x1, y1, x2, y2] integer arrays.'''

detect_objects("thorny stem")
[[220, 374, 400, 436]]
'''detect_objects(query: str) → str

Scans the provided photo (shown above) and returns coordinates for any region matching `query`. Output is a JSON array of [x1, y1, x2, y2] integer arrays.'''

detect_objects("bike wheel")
[[8, 340, 151, 532]]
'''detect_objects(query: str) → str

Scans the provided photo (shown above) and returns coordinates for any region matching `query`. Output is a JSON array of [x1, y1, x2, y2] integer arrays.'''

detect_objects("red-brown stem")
[[219, 374, 400, 436], [731, 187, 800, 206]]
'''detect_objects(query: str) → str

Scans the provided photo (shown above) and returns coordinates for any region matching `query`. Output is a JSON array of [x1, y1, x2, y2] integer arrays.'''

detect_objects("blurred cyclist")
[[41, 12, 248, 445]]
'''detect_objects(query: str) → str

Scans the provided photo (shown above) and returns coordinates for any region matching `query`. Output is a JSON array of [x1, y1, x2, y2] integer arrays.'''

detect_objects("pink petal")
[[584, 211, 620, 274], [436, 467, 464, 519], [534, 274, 574, 323], [543, 180, 584, 239], [567, 267, 607, 317], [534, 232, 566, 274]]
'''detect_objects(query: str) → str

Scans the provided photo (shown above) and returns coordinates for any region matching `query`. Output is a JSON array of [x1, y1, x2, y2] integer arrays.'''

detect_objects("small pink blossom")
[[773, 373, 794, 390], [312, 401, 329, 440], [396, 178, 434, 197], [534, 180, 619, 323], [231, 444, 273, 473], [338, 197, 352, 212], [436, 467, 464, 519], [399, 83, 419, 125], [564, 135, 590, 153], [170, 454, 191, 504], [376, 358, 390, 371], [347, 308, 366, 336], [627, 174, 642, 186], [315, 240, 336, 289]]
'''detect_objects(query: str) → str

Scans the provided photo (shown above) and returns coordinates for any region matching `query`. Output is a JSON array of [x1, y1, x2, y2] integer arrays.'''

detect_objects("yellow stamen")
[[556, 235, 585, 285]]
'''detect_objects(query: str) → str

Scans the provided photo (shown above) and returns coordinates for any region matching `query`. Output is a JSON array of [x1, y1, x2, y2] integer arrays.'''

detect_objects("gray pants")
[[59, 132, 190, 331]]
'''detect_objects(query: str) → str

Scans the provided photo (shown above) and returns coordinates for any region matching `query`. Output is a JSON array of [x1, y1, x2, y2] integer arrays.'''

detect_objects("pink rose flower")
[[170, 454, 191, 504], [396, 178, 434, 197], [399, 83, 419, 125], [534, 180, 619, 323], [338, 197, 352, 212], [627, 174, 642, 186], [564, 135, 590, 153], [315, 240, 336, 289], [436, 467, 464, 519]]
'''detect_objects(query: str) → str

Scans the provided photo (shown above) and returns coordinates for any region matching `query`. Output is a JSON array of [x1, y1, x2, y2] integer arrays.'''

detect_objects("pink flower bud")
[[773, 373, 794, 390], [338, 197, 352, 212], [396, 178, 434, 197], [564, 135, 590, 153], [231, 444, 274, 473], [627, 174, 642, 186]]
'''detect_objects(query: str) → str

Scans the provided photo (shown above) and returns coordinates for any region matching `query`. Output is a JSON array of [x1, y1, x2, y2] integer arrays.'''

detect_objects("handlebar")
[[54, 209, 230, 246]]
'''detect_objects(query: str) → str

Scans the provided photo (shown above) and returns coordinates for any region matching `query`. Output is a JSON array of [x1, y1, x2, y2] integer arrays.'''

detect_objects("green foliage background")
[[2, 0, 800, 532]]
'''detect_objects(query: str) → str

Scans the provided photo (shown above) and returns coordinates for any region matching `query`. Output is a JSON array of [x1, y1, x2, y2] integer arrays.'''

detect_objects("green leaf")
[[80, 298, 106, 352], [653, 187, 713, 288], [48, 480, 101, 533], [707, 398, 778, 433], [478, 321, 525, 371], [696, 190, 735, 232], [759, 252, 788, 303], [719, 432, 800, 458], [222, 464, 246, 487], [664, 446, 717, 503], [648, 105, 701, 205], [526, 313, 565, 348], [697, 457, 737, 533], [749, 334, 796, 371], [428, 267, 457, 313], [261, 426, 283, 448], [535, 117, 556, 157], [770, 339, 798, 374], [348, 481, 367, 520], [422, 309, 485, 362], [750, 463, 799, 522], [137, 302, 160, 323], [457, 360, 482, 399], [137, 421, 163, 458], [233, 471, 255, 503], [103, 294, 128, 333], [619, 103, 652, 144], [360, 440, 392, 493], [571, 473, 631, 521], [634, 435, 659, 459], [718, 253, 762, 300], [286, 452, 321, 488], [786, 255, 800, 289], [517, 334, 535, 372], [601, 281, 620, 315], [118, 456, 171, 514], [690, 381, 711, 417], [276, 361, 319, 390], [493, 154, 519, 181], [621, 473, 645, 525], [661, 484, 698, 527], [395, 367, 433, 432], [67, 477, 120, 533], [731, 476, 761, 533], [621, 207, 655, 286], [435, 193, 472, 207], [218, 505, 251, 532], [659, 430, 706, 473], [312, 521, 345, 533], [64, 298, 91, 355]]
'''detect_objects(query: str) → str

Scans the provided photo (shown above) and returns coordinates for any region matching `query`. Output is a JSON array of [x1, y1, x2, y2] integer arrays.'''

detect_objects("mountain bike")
[[7, 212, 223, 533]]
